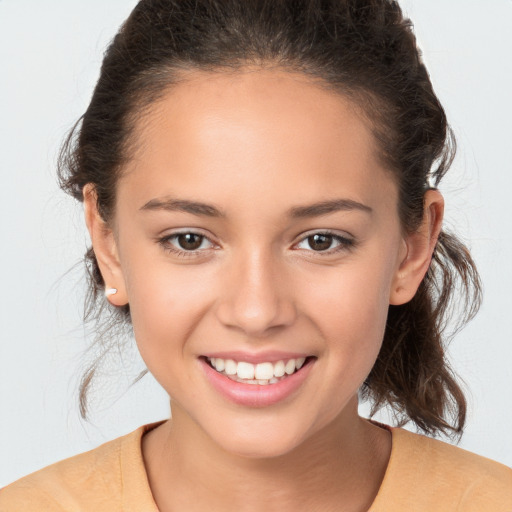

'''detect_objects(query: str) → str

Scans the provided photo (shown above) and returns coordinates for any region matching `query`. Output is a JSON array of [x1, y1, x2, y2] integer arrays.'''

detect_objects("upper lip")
[[201, 350, 313, 364]]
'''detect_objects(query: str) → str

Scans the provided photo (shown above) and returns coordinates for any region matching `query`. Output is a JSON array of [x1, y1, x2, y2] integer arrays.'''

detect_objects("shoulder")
[[373, 426, 512, 512], [399, 428, 512, 489], [0, 422, 162, 512]]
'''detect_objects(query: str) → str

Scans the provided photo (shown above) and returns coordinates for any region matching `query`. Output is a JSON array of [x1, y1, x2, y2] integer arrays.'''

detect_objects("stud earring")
[[105, 288, 118, 297]]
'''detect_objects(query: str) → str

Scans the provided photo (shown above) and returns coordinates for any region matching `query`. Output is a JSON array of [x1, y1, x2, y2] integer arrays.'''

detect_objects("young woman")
[[2, 0, 511, 510]]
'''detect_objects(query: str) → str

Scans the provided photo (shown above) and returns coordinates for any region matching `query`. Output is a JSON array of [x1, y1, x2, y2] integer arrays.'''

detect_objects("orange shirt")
[[1, 420, 511, 511]]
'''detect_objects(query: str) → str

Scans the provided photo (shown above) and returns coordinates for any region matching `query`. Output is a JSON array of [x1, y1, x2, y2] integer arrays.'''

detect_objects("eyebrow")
[[140, 197, 373, 218]]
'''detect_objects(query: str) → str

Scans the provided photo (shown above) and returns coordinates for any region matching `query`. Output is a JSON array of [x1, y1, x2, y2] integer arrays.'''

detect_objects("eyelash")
[[158, 230, 356, 259]]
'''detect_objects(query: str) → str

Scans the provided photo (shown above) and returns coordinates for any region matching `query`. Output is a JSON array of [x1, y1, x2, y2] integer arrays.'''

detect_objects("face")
[[92, 68, 414, 458]]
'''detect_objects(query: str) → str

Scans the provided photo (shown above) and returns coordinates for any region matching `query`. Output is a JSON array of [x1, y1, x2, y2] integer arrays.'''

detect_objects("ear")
[[83, 183, 128, 307], [389, 189, 444, 305]]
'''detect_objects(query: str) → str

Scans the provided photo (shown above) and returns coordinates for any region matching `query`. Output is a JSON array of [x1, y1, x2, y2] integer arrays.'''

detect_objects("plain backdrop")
[[1, 0, 511, 486]]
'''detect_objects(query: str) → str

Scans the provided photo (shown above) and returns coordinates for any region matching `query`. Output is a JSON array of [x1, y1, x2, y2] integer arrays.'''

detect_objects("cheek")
[[119, 247, 215, 367], [303, 256, 394, 370]]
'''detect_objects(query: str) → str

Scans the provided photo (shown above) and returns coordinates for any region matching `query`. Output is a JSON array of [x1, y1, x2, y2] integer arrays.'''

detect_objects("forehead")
[[119, 67, 398, 219]]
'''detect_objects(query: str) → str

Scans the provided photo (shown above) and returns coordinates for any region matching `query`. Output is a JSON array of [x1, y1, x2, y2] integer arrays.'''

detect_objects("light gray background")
[[1, 1, 511, 486]]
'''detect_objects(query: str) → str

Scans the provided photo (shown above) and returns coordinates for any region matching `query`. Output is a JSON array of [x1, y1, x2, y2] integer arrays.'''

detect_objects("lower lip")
[[200, 357, 315, 407]]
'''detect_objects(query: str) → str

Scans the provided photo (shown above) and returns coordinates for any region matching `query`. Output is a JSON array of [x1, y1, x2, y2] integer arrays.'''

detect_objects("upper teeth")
[[208, 357, 306, 380]]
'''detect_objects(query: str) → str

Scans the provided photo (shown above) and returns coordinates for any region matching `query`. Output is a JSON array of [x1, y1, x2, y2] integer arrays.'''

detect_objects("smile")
[[206, 357, 307, 385], [200, 355, 316, 407]]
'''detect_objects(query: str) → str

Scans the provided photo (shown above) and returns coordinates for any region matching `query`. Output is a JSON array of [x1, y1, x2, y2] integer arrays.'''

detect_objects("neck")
[[142, 398, 391, 512]]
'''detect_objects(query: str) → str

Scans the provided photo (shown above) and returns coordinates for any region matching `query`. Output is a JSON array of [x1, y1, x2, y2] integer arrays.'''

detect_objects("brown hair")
[[58, 0, 481, 437]]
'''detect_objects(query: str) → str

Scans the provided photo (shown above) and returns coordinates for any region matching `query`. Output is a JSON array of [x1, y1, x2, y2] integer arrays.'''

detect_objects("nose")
[[215, 246, 297, 337]]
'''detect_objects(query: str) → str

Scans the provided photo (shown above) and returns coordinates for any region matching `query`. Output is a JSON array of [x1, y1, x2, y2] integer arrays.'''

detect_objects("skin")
[[84, 67, 444, 512]]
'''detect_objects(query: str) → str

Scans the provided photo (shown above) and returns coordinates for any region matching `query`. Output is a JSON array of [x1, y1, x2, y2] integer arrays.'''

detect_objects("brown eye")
[[307, 233, 334, 251], [158, 231, 215, 258], [295, 231, 355, 255], [176, 233, 205, 251]]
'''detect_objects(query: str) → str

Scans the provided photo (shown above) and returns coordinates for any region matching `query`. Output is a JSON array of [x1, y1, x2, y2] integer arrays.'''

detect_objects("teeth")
[[255, 362, 274, 380], [237, 361, 255, 380], [273, 360, 285, 377], [224, 359, 237, 375], [207, 356, 310, 383], [285, 359, 296, 375], [226, 375, 282, 385]]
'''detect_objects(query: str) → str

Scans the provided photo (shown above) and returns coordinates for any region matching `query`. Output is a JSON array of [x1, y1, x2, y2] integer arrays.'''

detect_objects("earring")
[[105, 288, 118, 297]]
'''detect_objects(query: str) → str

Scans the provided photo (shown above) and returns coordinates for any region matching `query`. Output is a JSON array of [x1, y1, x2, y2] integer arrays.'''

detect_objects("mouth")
[[202, 355, 316, 385]]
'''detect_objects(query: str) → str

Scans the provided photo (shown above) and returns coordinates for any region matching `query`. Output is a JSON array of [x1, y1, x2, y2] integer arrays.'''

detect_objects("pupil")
[[310, 234, 332, 251], [178, 233, 202, 250]]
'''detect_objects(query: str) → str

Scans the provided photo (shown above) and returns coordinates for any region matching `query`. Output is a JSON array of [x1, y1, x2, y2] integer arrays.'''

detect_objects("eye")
[[295, 231, 355, 255], [159, 231, 215, 258], [158, 229, 355, 259]]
